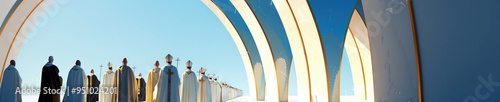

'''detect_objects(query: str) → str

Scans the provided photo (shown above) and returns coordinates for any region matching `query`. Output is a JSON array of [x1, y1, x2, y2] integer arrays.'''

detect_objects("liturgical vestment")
[[0, 65, 22, 102], [180, 69, 198, 102], [38, 62, 63, 102], [62, 65, 87, 102], [100, 69, 115, 102], [112, 65, 138, 102], [146, 67, 160, 102], [87, 74, 100, 102], [154, 64, 181, 102]]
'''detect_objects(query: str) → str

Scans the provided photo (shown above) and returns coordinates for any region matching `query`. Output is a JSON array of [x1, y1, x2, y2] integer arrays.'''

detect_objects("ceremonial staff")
[[175, 57, 181, 67], [133, 66, 136, 74], [99, 64, 103, 80]]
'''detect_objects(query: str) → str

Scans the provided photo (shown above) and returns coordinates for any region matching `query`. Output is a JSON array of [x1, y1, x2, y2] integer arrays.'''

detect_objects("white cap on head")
[[186, 60, 193, 68], [108, 62, 112, 68], [199, 67, 206, 74], [165, 54, 173, 62]]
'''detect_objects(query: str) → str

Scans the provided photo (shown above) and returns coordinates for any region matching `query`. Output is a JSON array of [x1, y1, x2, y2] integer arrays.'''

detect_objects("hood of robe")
[[153, 67, 160, 73], [106, 70, 114, 74], [185, 69, 194, 74], [71, 65, 82, 70], [6, 65, 15, 70], [44, 62, 54, 67]]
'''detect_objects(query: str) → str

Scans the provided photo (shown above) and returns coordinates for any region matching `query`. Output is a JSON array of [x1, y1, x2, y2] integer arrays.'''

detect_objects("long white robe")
[[146, 67, 160, 102], [112, 65, 138, 102], [220, 86, 224, 101], [230, 88, 234, 99], [210, 81, 215, 102], [214, 82, 221, 102], [0, 65, 22, 102], [228, 87, 232, 100], [230, 88, 235, 99], [155, 64, 181, 102], [62, 65, 87, 102], [197, 75, 211, 102], [180, 70, 198, 102], [100, 69, 115, 102], [221, 85, 227, 101]]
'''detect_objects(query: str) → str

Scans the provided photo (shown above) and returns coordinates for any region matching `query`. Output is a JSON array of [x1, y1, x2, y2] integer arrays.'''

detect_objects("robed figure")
[[155, 54, 181, 102], [197, 68, 211, 102], [100, 62, 115, 102], [229, 87, 235, 99], [63, 60, 88, 102], [39, 56, 63, 102], [209, 75, 220, 102], [112, 58, 138, 102], [209, 76, 215, 102], [180, 60, 199, 102], [137, 73, 147, 101], [221, 83, 227, 101], [212, 78, 221, 102], [0, 60, 22, 102], [87, 69, 100, 102], [146, 61, 161, 102]]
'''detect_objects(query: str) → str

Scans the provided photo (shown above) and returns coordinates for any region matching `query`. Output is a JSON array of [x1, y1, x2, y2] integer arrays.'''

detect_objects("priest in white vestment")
[[180, 60, 198, 102], [228, 86, 233, 100], [146, 61, 161, 102], [213, 77, 221, 102], [112, 58, 138, 102], [197, 68, 211, 102], [155, 54, 181, 102], [0, 60, 22, 102], [230, 86, 235, 99], [208, 75, 215, 102], [221, 83, 228, 101], [62, 60, 88, 102], [100, 62, 115, 102]]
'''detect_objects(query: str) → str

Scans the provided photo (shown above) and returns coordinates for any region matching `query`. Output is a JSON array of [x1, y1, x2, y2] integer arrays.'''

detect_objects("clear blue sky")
[[15, 0, 354, 96]]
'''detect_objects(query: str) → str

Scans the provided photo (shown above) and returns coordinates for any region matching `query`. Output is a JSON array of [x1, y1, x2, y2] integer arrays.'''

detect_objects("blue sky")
[[15, 0, 354, 96]]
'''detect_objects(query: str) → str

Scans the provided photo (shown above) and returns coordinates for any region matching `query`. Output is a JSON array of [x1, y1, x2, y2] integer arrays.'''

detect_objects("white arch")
[[0, 0, 57, 84], [272, 0, 312, 101], [201, 0, 260, 101], [286, 0, 330, 101], [346, 9, 374, 101], [230, 0, 281, 101]]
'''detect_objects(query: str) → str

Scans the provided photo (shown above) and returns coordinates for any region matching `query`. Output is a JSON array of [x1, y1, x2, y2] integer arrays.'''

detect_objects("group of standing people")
[[0, 54, 242, 102]]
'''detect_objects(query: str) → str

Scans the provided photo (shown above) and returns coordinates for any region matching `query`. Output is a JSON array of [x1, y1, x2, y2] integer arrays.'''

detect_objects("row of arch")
[[203, 0, 375, 101], [2, 0, 500, 102]]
